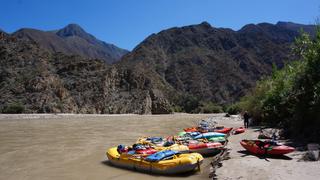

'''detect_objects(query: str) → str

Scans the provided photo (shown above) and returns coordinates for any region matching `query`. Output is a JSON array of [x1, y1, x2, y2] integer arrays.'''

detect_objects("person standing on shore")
[[243, 111, 250, 128]]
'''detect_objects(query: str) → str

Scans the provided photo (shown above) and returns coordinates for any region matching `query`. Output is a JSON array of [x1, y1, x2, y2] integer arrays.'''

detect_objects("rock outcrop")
[[0, 32, 171, 114]]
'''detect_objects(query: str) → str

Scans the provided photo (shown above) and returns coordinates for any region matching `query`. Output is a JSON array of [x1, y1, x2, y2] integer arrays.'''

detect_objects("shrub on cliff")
[[2, 102, 25, 114]]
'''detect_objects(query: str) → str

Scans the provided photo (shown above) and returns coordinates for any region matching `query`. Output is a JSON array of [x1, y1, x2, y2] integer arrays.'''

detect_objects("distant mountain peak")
[[56, 23, 88, 38], [199, 21, 211, 27], [66, 23, 82, 28], [12, 24, 128, 63]]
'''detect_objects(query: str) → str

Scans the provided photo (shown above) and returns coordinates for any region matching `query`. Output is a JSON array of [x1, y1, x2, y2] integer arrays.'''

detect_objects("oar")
[[197, 159, 201, 172]]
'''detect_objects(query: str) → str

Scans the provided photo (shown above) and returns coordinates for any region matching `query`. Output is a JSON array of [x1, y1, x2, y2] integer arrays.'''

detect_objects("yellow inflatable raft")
[[106, 147, 203, 174]]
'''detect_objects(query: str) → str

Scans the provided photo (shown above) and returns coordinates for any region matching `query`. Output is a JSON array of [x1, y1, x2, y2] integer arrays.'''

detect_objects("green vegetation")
[[1, 102, 25, 114], [199, 102, 223, 113], [172, 94, 223, 113], [226, 103, 241, 115], [173, 94, 200, 113], [238, 27, 320, 141]]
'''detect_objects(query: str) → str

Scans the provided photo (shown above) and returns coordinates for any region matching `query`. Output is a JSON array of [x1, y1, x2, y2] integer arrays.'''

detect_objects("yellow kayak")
[[106, 147, 203, 174]]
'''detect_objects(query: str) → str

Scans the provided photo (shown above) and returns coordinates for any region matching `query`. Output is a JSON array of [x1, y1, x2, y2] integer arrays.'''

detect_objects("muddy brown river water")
[[0, 114, 225, 180], [1, 114, 319, 180]]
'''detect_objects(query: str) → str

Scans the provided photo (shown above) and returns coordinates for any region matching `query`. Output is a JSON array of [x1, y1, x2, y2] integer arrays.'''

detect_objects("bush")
[[226, 103, 241, 115], [2, 102, 25, 114], [172, 105, 183, 112], [173, 94, 200, 113], [200, 102, 223, 113]]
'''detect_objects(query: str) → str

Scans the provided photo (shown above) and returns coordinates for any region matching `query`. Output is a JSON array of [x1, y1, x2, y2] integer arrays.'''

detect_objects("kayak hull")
[[194, 132, 226, 139], [108, 158, 202, 174], [240, 140, 295, 155], [188, 142, 223, 156], [189, 147, 222, 156]]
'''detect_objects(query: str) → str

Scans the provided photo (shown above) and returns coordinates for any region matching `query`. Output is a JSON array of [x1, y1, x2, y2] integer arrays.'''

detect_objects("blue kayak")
[[194, 132, 226, 139], [146, 137, 163, 144]]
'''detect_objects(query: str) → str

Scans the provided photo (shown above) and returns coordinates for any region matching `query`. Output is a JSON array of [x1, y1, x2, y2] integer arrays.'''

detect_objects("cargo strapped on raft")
[[145, 150, 180, 162]]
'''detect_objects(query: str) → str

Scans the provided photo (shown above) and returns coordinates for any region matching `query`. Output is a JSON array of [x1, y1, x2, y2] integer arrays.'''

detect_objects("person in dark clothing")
[[243, 111, 250, 128]]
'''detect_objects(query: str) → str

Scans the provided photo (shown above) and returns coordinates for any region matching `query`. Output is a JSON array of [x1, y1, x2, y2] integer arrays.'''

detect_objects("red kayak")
[[184, 127, 198, 132], [188, 142, 222, 149], [214, 127, 233, 134], [234, 127, 245, 134], [188, 142, 223, 155], [240, 140, 295, 155]]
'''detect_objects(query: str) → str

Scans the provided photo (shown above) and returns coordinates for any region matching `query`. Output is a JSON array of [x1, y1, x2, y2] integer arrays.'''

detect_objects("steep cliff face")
[[121, 22, 315, 104], [0, 32, 171, 114]]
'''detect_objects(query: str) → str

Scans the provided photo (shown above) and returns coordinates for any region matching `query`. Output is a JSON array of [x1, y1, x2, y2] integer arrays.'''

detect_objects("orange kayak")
[[184, 127, 198, 132]]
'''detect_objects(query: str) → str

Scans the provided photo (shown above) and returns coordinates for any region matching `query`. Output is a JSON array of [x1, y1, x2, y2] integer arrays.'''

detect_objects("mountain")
[[120, 21, 315, 105], [0, 21, 315, 114], [0, 32, 170, 114], [12, 24, 128, 63]]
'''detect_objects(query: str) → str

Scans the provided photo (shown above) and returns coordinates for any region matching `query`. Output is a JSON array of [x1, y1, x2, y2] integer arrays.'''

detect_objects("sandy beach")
[[0, 113, 319, 180]]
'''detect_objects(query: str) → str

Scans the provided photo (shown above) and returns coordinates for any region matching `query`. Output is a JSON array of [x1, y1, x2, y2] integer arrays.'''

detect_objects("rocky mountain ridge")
[[0, 21, 316, 113], [120, 21, 315, 105], [12, 24, 128, 64]]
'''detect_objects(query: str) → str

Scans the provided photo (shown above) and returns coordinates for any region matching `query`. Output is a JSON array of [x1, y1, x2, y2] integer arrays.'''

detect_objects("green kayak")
[[208, 136, 226, 143], [178, 131, 187, 136]]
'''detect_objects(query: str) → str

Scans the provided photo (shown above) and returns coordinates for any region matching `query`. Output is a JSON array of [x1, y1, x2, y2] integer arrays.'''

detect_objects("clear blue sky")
[[0, 0, 319, 50]]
